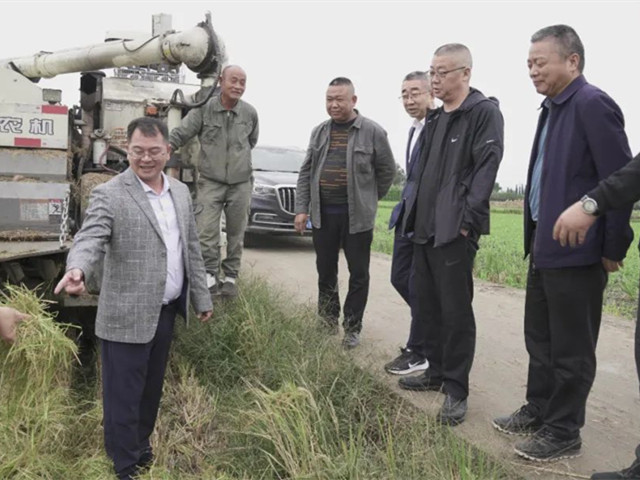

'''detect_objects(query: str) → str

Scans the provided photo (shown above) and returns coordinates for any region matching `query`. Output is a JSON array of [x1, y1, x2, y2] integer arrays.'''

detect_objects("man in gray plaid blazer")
[[55, 117, 212, 480]]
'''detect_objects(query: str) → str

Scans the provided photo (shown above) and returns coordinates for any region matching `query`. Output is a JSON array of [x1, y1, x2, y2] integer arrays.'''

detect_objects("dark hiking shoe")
[[220, 281, 238, 297], [398, 370, 443, 391], [342, 332, 360, 349], [493, 404, 543, 436], [384, 348, 429, 375], [514, 427, 581, 462], [591, 456, 640, 479], [438, 394, 467, 426], [136, 449, 154, 475]]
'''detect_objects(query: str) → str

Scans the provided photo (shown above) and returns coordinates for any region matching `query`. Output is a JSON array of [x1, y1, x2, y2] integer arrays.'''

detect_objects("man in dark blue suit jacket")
[[384, 71, 434, 375]]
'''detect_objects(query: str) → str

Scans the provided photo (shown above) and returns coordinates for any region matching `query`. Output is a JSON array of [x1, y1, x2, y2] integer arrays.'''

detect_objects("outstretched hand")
[[0, 306, 28, 343], [54, 268, 86, 296]]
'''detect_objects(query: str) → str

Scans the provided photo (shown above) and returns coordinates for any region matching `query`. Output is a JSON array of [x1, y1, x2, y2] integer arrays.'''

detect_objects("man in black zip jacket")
[[554, 152, 640, 480], [397, 43, 504, 426]]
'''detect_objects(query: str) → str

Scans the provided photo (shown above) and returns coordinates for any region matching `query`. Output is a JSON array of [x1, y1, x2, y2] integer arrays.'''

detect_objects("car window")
[[253, 148, 305, 172]]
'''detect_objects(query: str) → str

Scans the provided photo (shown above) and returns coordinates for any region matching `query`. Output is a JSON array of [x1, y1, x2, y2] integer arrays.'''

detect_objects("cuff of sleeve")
[[587, 188, 609, 216]]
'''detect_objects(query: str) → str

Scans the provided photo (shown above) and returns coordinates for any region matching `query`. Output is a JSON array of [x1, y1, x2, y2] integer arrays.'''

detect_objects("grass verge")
[[375, 201, 640, 319], [0, 280, 522, 479], [172, 277, 521, 479]]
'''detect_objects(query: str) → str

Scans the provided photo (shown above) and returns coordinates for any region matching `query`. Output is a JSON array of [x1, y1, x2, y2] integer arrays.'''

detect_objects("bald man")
[[170, 65, 259, 298], [396, 44, 504, 426]]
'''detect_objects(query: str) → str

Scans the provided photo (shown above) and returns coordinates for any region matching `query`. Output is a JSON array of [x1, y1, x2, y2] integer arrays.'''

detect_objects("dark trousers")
[[412, 235, 477, 399], [101, 303, 177, 478], [524, 259, 607, 439], [391, 231, 427, 358], [636, 287, 640, 390], [312, 211, 373, 333]]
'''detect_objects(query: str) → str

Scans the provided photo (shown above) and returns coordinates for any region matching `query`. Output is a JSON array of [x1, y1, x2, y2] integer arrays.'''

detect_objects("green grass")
[[375, 201, 640, 319], [171, 278, 520, 479], [0, 280, 521, 479]]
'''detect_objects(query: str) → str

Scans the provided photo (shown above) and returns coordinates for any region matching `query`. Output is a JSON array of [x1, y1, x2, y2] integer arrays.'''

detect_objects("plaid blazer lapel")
[[122, 168, 163, 241]]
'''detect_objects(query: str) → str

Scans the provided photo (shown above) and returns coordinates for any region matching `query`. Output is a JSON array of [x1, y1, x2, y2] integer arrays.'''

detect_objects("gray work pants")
[[195, 177, 252, 280]]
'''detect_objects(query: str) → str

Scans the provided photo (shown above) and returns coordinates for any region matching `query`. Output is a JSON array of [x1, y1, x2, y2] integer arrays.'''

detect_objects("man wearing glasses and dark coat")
[[396, 44, 504, 427]]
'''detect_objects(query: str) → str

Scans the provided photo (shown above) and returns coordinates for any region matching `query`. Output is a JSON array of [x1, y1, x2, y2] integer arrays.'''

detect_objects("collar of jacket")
[[123, 167, 177, 191], [211, 94, 241, 113], [542, 74, 587, 108], [427, 87, 494, 120], [319, 110, 362, 133]]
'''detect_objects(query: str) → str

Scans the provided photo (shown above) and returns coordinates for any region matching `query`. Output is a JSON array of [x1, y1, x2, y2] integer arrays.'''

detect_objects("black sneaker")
[[384, 348, 429, 375], [438, 394, 467, 426], [220, 281, 238, 297], [591, 456, 640, 479], [493, 404, 542, 436], [514, 427, 581, 462], [398, 370, 443, 391]]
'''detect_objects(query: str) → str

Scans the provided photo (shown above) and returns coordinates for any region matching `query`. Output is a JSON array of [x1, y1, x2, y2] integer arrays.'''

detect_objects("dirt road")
[[241, 235, 639, 479]]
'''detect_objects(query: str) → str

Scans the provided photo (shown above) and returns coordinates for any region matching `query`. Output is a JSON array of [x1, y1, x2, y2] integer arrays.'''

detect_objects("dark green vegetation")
[[375, 201, 640, 319]]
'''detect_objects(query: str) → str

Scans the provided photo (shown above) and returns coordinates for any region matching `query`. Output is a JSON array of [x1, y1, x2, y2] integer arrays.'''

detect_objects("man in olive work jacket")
[[170, 65, 259, 298], [294, 77, 395, 349]]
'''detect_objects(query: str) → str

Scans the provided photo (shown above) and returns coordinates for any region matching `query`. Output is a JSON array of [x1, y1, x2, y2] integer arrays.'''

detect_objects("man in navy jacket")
[[493, 25, 634, 463], [384, 71, 434, 376]]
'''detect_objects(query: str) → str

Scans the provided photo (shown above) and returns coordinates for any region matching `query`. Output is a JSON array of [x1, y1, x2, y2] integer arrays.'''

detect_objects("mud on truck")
[[0, 13, 225, 379]]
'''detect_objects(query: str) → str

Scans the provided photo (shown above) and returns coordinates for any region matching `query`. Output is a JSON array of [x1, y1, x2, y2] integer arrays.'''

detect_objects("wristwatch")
[[580, 195, 599, 216]]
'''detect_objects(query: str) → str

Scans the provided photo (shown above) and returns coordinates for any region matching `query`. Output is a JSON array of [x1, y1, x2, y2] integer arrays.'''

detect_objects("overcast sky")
[[2, 1, 638, 188]]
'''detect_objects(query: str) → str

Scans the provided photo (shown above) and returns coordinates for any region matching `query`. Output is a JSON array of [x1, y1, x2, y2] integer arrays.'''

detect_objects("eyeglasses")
[[428, 66, 467, 80], [128, 148, 167, 161], [399, 91, 428, 102]]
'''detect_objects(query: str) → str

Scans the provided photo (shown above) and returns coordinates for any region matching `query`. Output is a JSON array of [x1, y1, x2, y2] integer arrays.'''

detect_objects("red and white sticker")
[[0, 103, 69, 149]]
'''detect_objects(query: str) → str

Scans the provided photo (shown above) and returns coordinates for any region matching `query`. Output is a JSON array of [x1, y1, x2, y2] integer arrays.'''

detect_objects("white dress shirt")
[[409, 117, 425, 160], [136, 172, 185, 304]]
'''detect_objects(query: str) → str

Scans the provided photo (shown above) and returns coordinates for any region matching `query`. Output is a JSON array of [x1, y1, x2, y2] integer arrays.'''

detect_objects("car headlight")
[[253, 183, 276, 196]]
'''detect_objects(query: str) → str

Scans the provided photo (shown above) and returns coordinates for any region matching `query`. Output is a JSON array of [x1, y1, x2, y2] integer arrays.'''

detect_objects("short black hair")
[[531, 24, 585, 72], [433, 43, 473, 68], [328, 77, 354, 88], [127, 117, 169, 142]]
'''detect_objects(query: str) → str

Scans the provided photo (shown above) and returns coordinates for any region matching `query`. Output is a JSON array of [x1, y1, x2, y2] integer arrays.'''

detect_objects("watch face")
[[583, 199, 597, 214]]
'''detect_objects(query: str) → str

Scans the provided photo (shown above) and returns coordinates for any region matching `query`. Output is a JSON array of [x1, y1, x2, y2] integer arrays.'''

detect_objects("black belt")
[[162, 297, 180, 307]]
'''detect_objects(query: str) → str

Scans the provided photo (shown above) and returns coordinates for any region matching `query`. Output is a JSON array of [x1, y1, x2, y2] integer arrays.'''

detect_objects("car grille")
[[277, 186, 296, 214]]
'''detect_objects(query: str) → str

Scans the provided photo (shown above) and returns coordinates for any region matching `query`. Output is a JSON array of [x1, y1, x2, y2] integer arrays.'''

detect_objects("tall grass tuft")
[[175, 277, 520, 479], [0, 284, 108, 479]]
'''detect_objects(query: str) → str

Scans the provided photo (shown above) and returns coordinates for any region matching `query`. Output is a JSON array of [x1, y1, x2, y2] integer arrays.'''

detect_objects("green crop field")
[[375, 201, 640, 319]]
